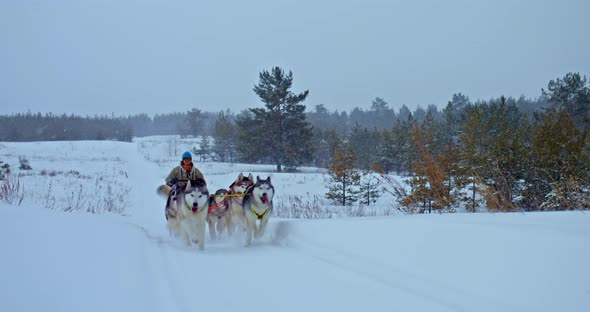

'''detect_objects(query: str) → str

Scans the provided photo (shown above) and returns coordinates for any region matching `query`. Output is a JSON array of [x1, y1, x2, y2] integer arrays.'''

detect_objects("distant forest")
[[0, 111, 216, 142], [0, 93, 547, 142]]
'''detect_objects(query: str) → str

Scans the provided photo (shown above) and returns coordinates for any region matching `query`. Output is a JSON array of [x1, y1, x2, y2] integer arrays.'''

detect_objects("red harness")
[[227, 180, 253, 195], [208, 197, 228, 214]]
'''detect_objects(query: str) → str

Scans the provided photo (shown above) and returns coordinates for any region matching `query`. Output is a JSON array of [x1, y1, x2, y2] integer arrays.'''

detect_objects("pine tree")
[[359, 171, 381, 205], [378, 130, 396, 173], [368, 97, 396, 130], [533, 109, 590, 210], [542, 72, 590, 130], [325, 146, 361, 206], [443, 93, 470, 140], [237, 67, 313, 172], [457, 106, 487, 212], [235, 110, 268, 163], [458, 98, 530, 211], [182, 108, 204, 137], [383, 117, 412, 174], [403, 123, 453, 213], [348, 124, 381, 170], [311, 128, 342, 168], [192, 136, 212, 162], [212, 110, 237, 162]]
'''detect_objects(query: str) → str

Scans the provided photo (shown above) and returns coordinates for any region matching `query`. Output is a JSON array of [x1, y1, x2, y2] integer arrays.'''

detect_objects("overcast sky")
[[1, 0, 588, 116]]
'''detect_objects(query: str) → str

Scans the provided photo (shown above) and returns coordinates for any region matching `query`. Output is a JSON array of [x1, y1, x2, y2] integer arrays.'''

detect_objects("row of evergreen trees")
[[197, 68, 588, 211], [0, 90, 547, 144], [317, 73, 589, 211], [212, 69, 588, 211]]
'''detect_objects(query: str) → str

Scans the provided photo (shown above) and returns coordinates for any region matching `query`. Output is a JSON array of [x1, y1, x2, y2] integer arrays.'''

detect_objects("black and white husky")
[[157, 179, 209, 250], [242, 176, 274, 245]]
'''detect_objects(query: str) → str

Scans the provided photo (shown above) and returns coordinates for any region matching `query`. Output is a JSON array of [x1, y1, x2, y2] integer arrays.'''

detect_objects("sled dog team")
[[156, 152, 274, 250]]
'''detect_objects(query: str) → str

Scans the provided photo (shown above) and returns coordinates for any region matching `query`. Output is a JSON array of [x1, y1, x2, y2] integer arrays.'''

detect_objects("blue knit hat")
[[182, 151, 192, 160]]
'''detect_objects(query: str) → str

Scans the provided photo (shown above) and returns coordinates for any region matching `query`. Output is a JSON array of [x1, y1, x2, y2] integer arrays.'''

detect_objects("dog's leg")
[[227, 215, 234, 237], [183, 222, 195, 247], [241, 218, 247, 233], [208, 218, 216, 240], [234, 213, 245, 234], [255, 215, 269, 239], [197, 220, 206, 250], [218, 217, 227, 236], [252, 218, 259, 237], [181, 225, 192, 247], [167, 220, 179, 239], [215, 218, 223, 239], [179, 215, 196, 247], [245, 215, 254, 246]]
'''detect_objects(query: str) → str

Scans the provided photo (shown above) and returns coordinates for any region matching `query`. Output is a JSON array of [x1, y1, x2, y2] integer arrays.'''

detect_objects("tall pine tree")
[[237, 67, 313, 172]]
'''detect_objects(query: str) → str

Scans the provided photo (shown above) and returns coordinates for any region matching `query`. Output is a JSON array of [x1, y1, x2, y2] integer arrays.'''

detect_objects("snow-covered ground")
[[1, 138, 589, 312]]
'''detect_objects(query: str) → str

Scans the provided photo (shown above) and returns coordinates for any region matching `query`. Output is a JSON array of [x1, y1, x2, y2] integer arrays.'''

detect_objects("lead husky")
[[243, 176, 274, 245], [227, 173, 254, 236], [158, 179, 209, 250]]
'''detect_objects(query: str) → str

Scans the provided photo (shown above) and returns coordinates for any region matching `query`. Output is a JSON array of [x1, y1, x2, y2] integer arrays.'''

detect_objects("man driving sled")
[[161, 151, 209, 249], [165, 151, 206, 188]]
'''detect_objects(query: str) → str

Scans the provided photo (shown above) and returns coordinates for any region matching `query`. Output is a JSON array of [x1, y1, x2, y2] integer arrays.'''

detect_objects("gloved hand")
[[168, 178, 178, 186]]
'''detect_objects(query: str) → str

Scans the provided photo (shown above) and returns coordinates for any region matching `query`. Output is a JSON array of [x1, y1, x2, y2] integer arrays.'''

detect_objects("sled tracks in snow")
[[284, 229, 527, 312]]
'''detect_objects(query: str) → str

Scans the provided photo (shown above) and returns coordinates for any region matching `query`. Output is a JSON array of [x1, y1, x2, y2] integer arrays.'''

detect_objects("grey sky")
[[1, 0, 588, 116]]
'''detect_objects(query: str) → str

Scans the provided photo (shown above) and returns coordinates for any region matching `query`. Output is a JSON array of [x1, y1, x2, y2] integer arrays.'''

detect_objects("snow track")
[[285, 225, 524, 312]]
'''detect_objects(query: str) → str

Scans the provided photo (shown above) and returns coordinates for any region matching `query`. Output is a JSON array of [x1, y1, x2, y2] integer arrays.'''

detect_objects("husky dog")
[[242, 176, 274, 245], [158, 179, 209, 250], [207, 189, 230, 240], [227, 173, 254, 235]]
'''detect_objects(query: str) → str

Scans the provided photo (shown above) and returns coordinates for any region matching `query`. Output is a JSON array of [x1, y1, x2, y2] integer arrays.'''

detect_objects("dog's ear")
[[185, 180, 192, 192], [248, 173, 254, 181], [267, 176, 271, 184], [237, 173, 243, 183]]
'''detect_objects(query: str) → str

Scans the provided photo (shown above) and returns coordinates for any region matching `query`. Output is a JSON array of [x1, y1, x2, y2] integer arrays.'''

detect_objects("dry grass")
[[0, 174, 25, 205]]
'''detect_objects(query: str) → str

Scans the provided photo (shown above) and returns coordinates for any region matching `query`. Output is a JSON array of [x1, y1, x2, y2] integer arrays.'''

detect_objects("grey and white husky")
[[157, 179, 209, 250], [242, 176, 274, 245]]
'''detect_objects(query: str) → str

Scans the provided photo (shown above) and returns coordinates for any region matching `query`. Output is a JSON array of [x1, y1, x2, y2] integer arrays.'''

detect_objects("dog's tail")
[[156, 185, 172, 198]]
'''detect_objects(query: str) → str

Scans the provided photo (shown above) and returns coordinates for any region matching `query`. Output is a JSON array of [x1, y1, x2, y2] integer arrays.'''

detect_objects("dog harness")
[[208, 197, 228, 215], [227, 181, 253, 195], [250, 205, 270, 220]]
